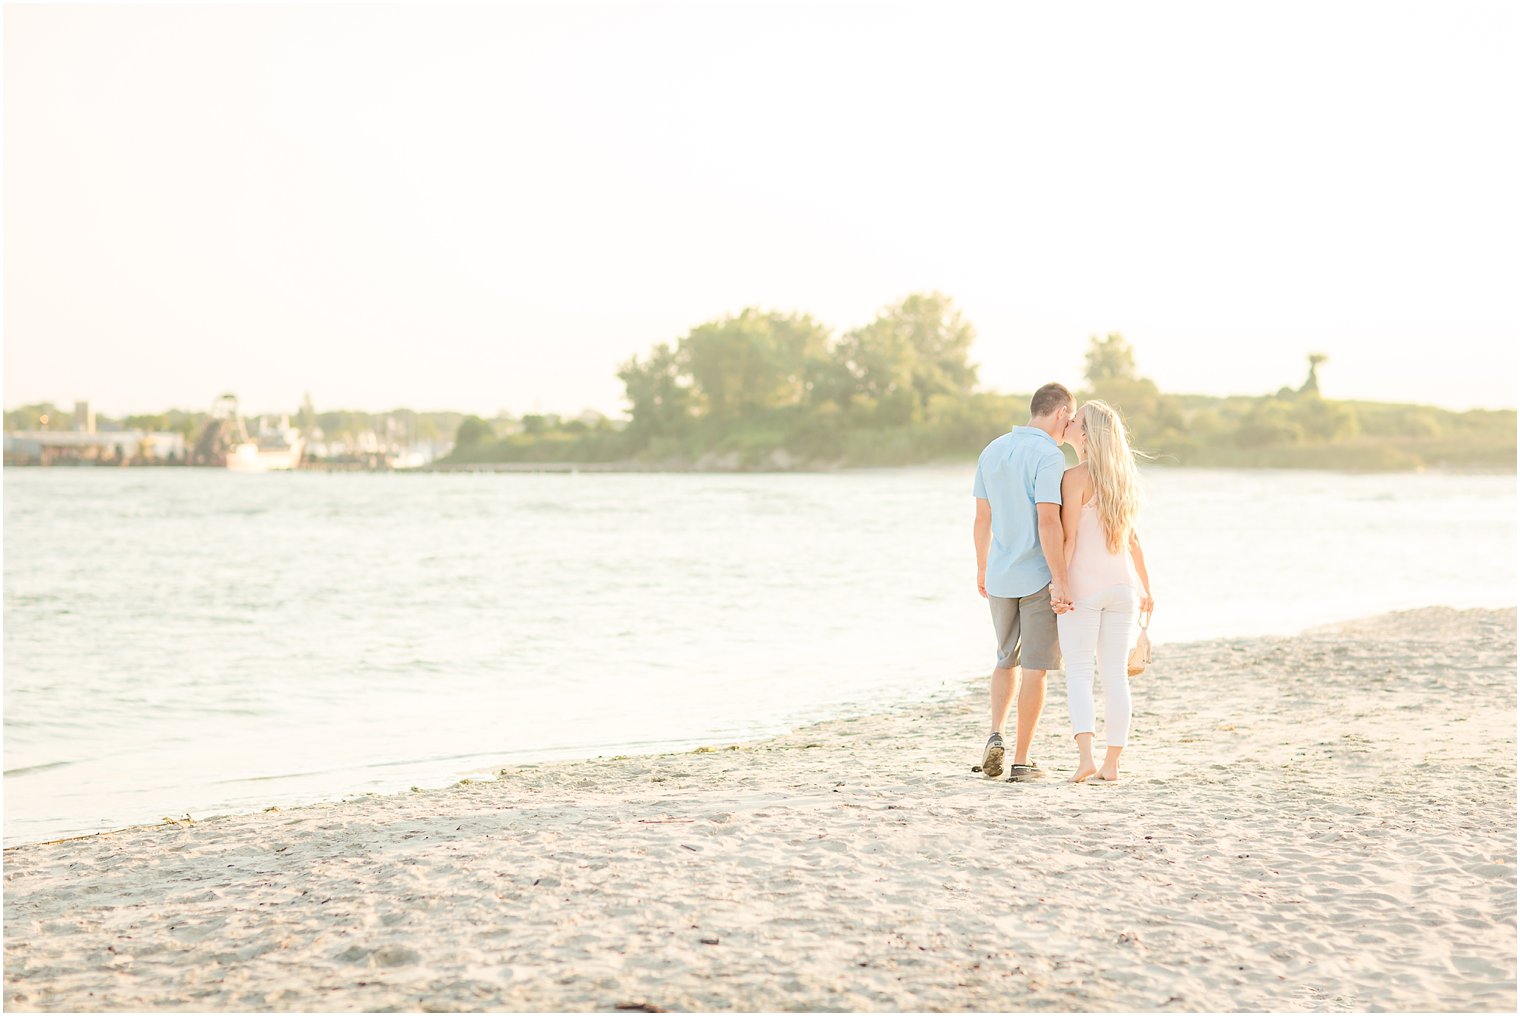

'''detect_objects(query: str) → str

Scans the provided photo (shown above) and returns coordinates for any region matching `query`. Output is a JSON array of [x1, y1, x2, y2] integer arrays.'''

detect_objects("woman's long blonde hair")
[[1080, 400, 1141, 553]]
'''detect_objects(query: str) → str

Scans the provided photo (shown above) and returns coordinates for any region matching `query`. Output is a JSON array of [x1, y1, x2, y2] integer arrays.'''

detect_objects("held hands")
[[1050, 581, 1074, 614], [978, 574, 1081, 613]]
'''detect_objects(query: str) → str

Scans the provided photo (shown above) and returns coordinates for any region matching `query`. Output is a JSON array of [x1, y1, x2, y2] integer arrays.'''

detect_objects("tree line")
[[446, 293, 1514, 471], [9, 292, 1511, 471]]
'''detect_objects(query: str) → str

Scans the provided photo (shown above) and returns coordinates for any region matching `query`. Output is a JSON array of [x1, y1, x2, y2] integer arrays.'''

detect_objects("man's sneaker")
[[980, 733, 1006, 779], [1007, 761, 1045, 782]]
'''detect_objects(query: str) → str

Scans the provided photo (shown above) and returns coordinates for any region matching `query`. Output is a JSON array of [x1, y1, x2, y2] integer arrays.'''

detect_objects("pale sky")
[[5, 0, 1517, 418]]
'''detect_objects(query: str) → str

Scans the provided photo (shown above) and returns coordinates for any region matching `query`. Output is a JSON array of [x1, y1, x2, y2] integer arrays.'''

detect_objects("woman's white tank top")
[[1069, 497, 1138, 601]]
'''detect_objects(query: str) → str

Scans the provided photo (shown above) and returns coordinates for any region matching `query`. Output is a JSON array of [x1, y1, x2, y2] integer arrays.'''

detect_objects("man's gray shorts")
[[988, 584, 1063, 671]]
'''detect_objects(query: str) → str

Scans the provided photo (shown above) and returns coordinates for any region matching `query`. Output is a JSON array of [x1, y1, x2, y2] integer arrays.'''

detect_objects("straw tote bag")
[[1127, 611, 1153, 677]]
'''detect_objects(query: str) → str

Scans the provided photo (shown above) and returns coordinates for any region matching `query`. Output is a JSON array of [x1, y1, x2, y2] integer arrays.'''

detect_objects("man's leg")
[[981, 595, 1021, 778], [990, 665, 1016, 734], [1013, 668, 1046, 765], [1010, 584, 1062, 772]]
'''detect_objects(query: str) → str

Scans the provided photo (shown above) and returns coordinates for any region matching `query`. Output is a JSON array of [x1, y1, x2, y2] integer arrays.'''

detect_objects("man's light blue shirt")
[[973, 426, 1066, 598]]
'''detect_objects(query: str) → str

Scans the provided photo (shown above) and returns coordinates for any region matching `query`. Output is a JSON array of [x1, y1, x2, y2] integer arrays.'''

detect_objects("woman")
[[1058, 400, 1155, 784]]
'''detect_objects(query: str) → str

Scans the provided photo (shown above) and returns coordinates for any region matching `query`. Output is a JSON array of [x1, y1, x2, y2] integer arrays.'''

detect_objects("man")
[[972, 382, 1075, 781]]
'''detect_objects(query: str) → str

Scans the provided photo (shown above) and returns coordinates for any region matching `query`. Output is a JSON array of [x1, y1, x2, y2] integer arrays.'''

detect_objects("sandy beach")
[[3, 607, 1514, 1012]]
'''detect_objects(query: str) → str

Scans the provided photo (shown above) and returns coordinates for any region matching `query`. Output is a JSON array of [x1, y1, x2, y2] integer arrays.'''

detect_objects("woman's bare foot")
[[1096, 747, 1122, 783], [1072, 757, 1097, 783]]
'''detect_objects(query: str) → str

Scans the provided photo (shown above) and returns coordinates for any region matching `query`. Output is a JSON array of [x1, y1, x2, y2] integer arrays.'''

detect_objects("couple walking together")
[[973, 382, 1155, 784]]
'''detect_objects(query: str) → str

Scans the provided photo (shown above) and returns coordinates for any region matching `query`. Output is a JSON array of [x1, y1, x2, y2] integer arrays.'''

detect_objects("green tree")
[[4, 402, 66, 430], [836, 317, 916, 422], [123, 413, 172, 432], [618, 341, 694, 441], [680, 309, 831, 422], [1293, 394, 1358, 442], [521, 414, 560, 435], [1084, 333, 1138, 384], [836, 292, 977, 423], [317, 410, 378, 442], [454, 415, 495, 447], [1237, 399, 1304, 447], [163, 410, 205, 441], [1300, 353, 1328, 395], [802, 355, 857, 411], [1079, 334, 1186, 453]]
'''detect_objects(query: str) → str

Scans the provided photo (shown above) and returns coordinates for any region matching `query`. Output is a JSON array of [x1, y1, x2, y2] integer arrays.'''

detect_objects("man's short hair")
[[1030, 383, 1074, 419]]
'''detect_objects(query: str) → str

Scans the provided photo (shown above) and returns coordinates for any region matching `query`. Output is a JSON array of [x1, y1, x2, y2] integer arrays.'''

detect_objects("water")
[[3, 466, 1514, 844]]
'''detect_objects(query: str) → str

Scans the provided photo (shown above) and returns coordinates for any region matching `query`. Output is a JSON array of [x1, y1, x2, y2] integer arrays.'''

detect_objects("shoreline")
[[5, 606, 1515, 1012], [9, 597, 1511, 851]]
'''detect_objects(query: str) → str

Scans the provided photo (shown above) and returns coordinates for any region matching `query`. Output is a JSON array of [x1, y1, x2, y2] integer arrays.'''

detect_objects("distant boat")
[[227, 415, 305, 472]]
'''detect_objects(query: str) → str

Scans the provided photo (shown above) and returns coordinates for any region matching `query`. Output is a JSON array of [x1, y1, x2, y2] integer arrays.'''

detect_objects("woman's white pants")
[[1056, 584, 1140, 747]]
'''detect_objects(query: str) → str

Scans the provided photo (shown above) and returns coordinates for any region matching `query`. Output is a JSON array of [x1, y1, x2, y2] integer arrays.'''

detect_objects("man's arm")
[[1037, 502, 1071, 612], [1033, 449, 1072, 612], [973, 498, 992, 597]]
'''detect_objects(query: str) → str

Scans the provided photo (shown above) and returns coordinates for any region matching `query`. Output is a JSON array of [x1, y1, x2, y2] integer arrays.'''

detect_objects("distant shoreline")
[[4, 458, 1515, 475], [413, 459, 1519, 476]]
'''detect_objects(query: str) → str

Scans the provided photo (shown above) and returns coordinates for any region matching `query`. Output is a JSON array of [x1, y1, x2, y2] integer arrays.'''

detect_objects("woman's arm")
[[1060, 466, 1084, 569], [1129, 529, 1154, 613]]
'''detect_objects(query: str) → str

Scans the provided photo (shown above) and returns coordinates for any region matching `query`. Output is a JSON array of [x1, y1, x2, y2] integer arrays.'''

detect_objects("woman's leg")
[[1058, 596, 1103, 782], [1094, 585, 1140, 780]]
